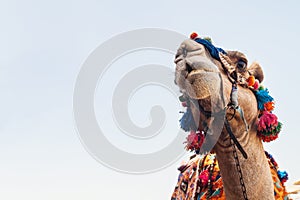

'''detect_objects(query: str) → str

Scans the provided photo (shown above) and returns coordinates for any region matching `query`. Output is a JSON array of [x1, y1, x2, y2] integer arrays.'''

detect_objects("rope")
[[230, 134, 248, 200]]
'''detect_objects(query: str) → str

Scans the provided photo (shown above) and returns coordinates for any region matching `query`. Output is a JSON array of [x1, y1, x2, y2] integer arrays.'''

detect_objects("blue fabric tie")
[[194, 38, 226, 61]]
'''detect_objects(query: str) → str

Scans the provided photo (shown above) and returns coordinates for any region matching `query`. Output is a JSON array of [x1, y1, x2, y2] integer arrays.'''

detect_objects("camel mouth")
[[175, 58, 221, 100]]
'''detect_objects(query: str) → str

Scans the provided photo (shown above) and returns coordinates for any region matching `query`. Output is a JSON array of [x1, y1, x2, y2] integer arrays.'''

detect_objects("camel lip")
[[189, 69, 206, 76], [184, 62, 220, 79], [185, 69, 208, 78]]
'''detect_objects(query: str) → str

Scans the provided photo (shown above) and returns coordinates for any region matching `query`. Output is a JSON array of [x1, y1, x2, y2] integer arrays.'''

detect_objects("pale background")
[[1, 0, 300, 199]]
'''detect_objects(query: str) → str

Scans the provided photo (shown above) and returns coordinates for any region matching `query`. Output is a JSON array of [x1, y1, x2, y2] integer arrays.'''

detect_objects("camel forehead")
[[175, 39, 216, 68], [175, 39, 207, 59], [178, 39, 205, 52]]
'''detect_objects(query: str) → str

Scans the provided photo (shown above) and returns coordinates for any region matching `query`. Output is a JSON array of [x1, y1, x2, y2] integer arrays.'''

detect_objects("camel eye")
[[237, 60, 246, 69]]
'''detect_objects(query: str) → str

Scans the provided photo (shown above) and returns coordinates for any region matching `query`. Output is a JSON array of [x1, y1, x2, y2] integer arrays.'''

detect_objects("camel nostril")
[[186, 63, 193, 73]]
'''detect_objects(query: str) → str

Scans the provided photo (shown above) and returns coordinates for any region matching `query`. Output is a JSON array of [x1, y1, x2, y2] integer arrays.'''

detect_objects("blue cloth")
[[254, 88, 274, 110], [179, 108, 196, 132], [194, 38, 226, 61]]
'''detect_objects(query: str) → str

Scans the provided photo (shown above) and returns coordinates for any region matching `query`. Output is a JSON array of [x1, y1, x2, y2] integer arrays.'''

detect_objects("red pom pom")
[[259, 134, 278, 142], [190, 32, 198, 39], [184, 130, 205, 151], [253, 80, 259, 90]]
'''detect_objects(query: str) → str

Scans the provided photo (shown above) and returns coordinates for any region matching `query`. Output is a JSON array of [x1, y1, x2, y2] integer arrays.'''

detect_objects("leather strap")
[[224, 118, 248, 159]]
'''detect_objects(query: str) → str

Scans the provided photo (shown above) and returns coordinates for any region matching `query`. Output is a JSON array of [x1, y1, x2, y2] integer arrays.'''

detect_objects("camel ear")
[[248, 62, 264, 83]]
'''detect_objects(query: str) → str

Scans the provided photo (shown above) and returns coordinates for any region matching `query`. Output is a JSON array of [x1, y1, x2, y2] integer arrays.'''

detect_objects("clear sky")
[[1, 0, 300, 199]]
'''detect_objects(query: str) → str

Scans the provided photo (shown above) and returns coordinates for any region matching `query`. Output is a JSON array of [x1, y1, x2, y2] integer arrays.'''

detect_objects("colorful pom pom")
[[258, 85, 264, 90], [247, 75, 255, 87], [257, 111, 282, 142], [203, 37, 212, 43], [253, 80, 259, 90], [254, 88, 274, 111], [190, 32, 198, 39], [258, 111, 278, 131], [264, 101, 275, 112], [184, 130, 205, 152], [278, 170, 288, 183], [259, 134, 279, 142], [199, 170, 209, 186]]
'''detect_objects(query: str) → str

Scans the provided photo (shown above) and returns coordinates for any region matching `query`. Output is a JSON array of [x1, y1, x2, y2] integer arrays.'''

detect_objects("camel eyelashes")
[[237, 60, 247, 69]]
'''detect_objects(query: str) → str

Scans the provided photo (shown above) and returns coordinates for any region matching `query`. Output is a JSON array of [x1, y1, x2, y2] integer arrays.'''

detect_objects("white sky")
[[1, 0, 300, 199]]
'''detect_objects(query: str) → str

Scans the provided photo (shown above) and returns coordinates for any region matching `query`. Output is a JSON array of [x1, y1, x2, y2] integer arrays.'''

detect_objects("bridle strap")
[[224, 118, 248, 159]]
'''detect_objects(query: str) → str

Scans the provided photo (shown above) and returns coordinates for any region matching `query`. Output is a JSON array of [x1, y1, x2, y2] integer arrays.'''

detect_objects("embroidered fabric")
[[171, 152, 289, 200]]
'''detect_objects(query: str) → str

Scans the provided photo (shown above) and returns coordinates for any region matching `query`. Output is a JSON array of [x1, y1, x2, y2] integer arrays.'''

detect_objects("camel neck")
[[214, 129, 274, 200]]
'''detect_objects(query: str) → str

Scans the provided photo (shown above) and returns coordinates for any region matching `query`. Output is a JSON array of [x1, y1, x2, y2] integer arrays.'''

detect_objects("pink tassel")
[[258, 111, 278, 131], [257, 111, 282, 142]]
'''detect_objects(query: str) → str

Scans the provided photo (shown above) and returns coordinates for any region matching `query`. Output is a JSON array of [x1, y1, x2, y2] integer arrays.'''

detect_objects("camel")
[[171, 34, 291, 200]]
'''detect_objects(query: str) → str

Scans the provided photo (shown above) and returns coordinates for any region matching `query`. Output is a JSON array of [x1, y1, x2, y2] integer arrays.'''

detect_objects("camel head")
[[174, 38, 264, 102], [174, 37, 265, 151]]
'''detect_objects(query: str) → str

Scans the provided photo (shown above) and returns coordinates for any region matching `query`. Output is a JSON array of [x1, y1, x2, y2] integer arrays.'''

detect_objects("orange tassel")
[[247, 75, 255, 87], [264, 102, 275, 112]]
